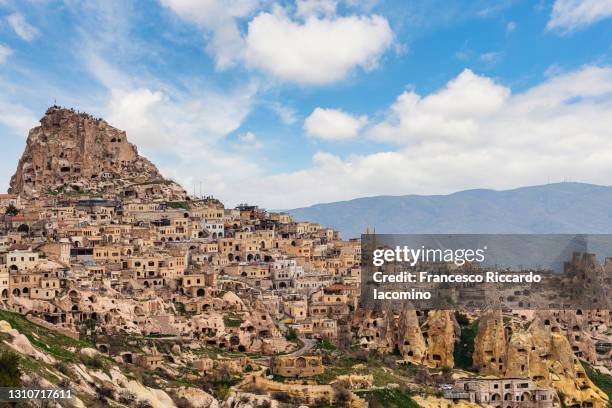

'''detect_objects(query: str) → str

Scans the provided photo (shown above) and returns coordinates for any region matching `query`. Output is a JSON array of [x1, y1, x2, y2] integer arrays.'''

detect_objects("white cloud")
[[236, 131, 263, 149], [239, 131, 257, 143], [225, 65, 612, 209], [160, 0, 394, 84], [159, 0, 260, 69], [547, 0, 612, 32], [6, 13, 39, 42], [295, 0, 338, 18], [244, 11, 393, 84], [59, 1, 266, 206], [271, 102, 298, 125], [367, 69, 510, 144], [305, 107, 367, 140], [506, 21, 516, 32], [101, 82, 263, 204], [105, 83, 256, 147], [0, 100, 37, 137], [0, 44, 13, 64]]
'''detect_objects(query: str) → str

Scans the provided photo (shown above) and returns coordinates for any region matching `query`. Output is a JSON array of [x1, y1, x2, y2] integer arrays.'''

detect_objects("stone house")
[[447, 378, 554, 408], [270, 355, 324, 378]]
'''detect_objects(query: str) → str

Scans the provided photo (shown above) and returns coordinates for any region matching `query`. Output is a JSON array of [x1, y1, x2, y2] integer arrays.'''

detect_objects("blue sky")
[[1, 0, 612, 208]]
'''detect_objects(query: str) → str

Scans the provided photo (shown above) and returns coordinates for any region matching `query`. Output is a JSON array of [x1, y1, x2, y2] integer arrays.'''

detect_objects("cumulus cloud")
[[6, 13, 39, 42], [160, 0, 394, 84], [226, 66, 612, 209], [105, 85, 255, 148], [305, 107, 367, 140], [101, 81, 263, 204], [547, 0, 612, 32], [367, 69, 510, 145], [159, 0, 260, 69], [0, 44, 13, 64], [59, 1, 265, 206], [245, 11, 393, 84]]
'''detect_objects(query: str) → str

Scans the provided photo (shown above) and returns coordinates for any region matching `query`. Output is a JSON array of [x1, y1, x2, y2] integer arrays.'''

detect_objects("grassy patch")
[[0, 310, 93, 363], [311, 354, 401, 386], [165, 201, 190, 210], [371, 367, 398, 387], [312, 366, 354, 384], [355, 388, 420, 408], [581, 361, 612, 401]]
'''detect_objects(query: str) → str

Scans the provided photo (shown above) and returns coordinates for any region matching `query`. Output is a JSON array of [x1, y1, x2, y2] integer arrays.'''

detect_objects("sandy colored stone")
[[10, 106, 186, 200], [397, 308, 427, 364], [424, 310, 458, 368], [472, 310, 507, 374], [413, 395, 481, 408]]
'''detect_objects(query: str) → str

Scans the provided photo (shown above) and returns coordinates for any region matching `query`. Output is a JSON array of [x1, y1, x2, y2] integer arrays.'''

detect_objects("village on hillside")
[[0, 107, 610, 408]]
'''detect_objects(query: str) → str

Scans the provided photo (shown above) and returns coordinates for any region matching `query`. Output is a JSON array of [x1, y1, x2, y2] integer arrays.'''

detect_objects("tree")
[[285, 328, 298, 341], [0, 351, 22, 387], [5, 203, 19, 216]]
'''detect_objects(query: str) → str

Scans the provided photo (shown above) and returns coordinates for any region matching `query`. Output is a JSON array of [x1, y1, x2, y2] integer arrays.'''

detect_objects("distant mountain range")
[[287, 182, 612, 238]]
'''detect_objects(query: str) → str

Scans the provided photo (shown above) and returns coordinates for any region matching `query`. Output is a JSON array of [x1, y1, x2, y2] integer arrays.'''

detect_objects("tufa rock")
[[9, 106, 187, 201]]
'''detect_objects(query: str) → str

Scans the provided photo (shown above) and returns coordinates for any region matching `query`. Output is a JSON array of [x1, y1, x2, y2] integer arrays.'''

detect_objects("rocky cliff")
[[9, 106, 187, 201]]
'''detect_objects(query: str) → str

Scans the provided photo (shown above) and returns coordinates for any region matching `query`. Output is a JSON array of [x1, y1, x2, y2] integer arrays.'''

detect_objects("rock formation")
[[397, 308, 427, 364], [423, 310, 459, 368], [472, 310, 507, 374], [471, 310, 609, 407], [9, 106, 186, 201]]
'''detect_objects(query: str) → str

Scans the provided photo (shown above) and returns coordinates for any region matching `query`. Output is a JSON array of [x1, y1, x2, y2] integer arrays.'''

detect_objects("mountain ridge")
[[287, 182, 612, 238]]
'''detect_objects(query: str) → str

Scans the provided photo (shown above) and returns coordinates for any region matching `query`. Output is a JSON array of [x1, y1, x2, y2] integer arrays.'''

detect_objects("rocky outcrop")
[[397, 308, 427, 364], [9, 106, 186, 200], [173, 387, 219, 408], [472, 310, 507, 374], [354, 308, 395, 352], [471, 311, 609, 408], [354, 308, 457, 366], [423, 310, 459, 368]]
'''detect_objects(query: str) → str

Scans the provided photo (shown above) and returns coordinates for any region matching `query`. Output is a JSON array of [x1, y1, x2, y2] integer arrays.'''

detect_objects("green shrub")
[[454, 320, 478, 371], [454, 311, 470, 326], [356, 388, 419, 408], [0, 350, 21, 387], [5, 203, 19, 216], [317, 339, 337, 351], [82, 354, 105, 369], [285, 328, 298, 341]]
